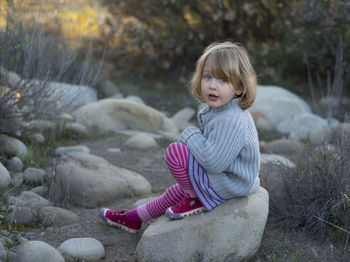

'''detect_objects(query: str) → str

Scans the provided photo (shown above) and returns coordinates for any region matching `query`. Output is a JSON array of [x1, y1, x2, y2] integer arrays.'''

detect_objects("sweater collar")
[[210, 98, 240, 112]]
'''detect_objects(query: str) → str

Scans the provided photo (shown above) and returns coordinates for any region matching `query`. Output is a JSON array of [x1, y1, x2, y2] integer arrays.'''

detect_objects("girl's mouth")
[[208, 94, 218, 101]]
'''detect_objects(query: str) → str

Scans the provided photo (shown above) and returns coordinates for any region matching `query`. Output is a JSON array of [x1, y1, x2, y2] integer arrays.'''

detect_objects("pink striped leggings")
[[136, 142, 197, 221]]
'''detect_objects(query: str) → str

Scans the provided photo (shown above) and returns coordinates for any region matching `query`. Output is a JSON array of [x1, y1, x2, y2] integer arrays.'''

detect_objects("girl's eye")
[[203, 75, 212, 80], [219, 79, 228, 84]]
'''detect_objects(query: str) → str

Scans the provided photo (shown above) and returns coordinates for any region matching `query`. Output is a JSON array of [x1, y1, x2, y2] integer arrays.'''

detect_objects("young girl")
[[99, 41, 260, 233]]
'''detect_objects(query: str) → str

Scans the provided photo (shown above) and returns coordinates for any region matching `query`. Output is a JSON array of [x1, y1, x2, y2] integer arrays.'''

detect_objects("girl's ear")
[[235, 89, 243, 96]]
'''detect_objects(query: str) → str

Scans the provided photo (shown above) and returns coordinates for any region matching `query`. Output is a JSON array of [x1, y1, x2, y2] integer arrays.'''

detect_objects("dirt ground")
[[23, 136, 350, 262]]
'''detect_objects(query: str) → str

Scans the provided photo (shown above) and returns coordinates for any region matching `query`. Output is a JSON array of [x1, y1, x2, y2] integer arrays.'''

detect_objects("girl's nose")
[[209, 79, 219, 89]]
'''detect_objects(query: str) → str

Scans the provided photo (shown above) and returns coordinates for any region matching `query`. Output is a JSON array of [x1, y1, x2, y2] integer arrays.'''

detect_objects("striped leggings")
[[137, 142, 197, 221]]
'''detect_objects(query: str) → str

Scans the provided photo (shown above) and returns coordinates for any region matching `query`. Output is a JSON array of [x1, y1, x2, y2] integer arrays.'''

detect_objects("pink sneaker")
[[165, 196, 206, 220], [99, 208, 141, 233]]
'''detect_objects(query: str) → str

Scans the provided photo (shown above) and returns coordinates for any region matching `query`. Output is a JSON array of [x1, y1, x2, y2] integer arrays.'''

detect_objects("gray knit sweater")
[[179, 98, 260, 199]]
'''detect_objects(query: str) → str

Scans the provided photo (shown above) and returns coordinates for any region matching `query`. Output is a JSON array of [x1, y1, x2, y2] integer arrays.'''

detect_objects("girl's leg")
[[164, 142, 196, 197], [99, 184, 185, 232]]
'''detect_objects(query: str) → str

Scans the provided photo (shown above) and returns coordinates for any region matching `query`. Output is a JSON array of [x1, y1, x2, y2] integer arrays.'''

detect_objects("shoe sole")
[[99, 208, 139, 233], [165, 206, 206, 220]]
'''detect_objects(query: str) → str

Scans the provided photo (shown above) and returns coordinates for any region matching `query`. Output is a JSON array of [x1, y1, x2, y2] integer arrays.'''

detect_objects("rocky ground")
[[18, 136, 349, 262]]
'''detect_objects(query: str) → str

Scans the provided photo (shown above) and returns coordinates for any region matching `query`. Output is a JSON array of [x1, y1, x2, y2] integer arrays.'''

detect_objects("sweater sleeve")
[[180, 115, 245, 173]]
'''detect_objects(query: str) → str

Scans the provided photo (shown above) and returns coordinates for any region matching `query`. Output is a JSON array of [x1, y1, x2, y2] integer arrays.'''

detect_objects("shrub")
[[269, 132, 350, 249]]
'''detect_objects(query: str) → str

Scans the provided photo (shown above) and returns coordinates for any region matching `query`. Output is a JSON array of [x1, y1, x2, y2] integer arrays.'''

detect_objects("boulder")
[[0, 241, 6, 262], [0, 134, 28, 157], [277, 113, 329, 139], [250, 85, 311, 128], [136, 187, 268, 262], [57, 238, 105, 262], [51, 152, 152, 208], [38, 206, 79, 227], [8, 240, 64, 262], [0, 162, 11, 191], [72, 98, 179, 138]]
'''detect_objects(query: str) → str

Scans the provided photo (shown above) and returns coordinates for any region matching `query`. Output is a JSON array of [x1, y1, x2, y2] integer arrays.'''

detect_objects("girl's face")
[[200, 64, 242, 108]]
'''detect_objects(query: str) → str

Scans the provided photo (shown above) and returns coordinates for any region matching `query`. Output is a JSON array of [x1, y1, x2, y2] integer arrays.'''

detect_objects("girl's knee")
[[165, 142, 188, 159]]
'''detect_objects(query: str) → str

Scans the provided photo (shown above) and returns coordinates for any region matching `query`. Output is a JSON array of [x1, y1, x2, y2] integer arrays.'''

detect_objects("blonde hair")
[[191, 41, 257, 110]]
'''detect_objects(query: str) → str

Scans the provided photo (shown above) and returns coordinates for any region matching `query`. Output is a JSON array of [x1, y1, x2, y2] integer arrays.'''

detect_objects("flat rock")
[[55, 145, 90, 156], [7, 191, 51, 212], [136, 187, 269, 262], [51, 152, 152, 208], [5, 207, 35, 224], [57, 238, 105, 262]]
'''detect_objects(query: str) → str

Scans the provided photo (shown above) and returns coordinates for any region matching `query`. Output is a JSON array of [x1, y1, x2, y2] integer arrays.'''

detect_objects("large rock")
[[51, 152, 152, 208], [0, 134, 28, 157], [8, 240, 64, 262], [136, 187, 269, 262], [250, 85, 311, 128], [170, 107, 196, 131], [7, 191, 51, 212], [72, 98, 179, 138], [0, 162, 11, 192]]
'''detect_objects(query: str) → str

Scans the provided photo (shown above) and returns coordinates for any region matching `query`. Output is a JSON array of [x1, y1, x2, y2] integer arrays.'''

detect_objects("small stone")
[[124, 133, 157, 149], [10, 172, 24, 187], [5, 206, 35, 224], [55, 145, 90, 156], [57, 237, 105, 262], [5, 157, 23, 172], [28, 133, 45, 144], [24, 168, 47, 185]]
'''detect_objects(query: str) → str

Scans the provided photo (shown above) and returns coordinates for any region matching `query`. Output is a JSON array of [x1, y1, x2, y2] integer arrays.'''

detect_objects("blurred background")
[[0, 0, 349, 115]]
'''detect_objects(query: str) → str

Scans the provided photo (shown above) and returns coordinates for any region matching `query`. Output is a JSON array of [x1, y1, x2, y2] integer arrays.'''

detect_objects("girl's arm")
[[179, 116, 245, 173]]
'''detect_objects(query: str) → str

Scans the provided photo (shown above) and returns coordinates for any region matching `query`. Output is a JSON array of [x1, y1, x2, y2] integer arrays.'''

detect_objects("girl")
[[99, 41, 260, 233]]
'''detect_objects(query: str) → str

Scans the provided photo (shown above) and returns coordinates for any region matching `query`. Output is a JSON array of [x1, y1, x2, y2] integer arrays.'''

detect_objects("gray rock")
[[8, 240, 64, 262], [51, 152, 152, 208], [27, 133, 45, 144], [57, 238, 105, 262], [0, 162, 11, 192], [170, 107, 196, 131], [73, 98, 179, 138], [277, 113, 329, 139], [332, 122, 350, 141], [260, 153, 296, 169], [23, 168, 47, 185], [7, 191, 51, 212], [0, 134, 28, 157], [309, 128, 332, 145], [5, 207, 35, 224], [5, 157, 23, 172], [136, 187, 269, 262], [64, 122, 88, 137], [38, 206, 79, 227], [98, 79, 121, 97], [30, 186, 48, 196], [55, 145, 90, 156], [10, 172, 24, 187], [124, 133, 157, 149], [0, 241, 6, 262]]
